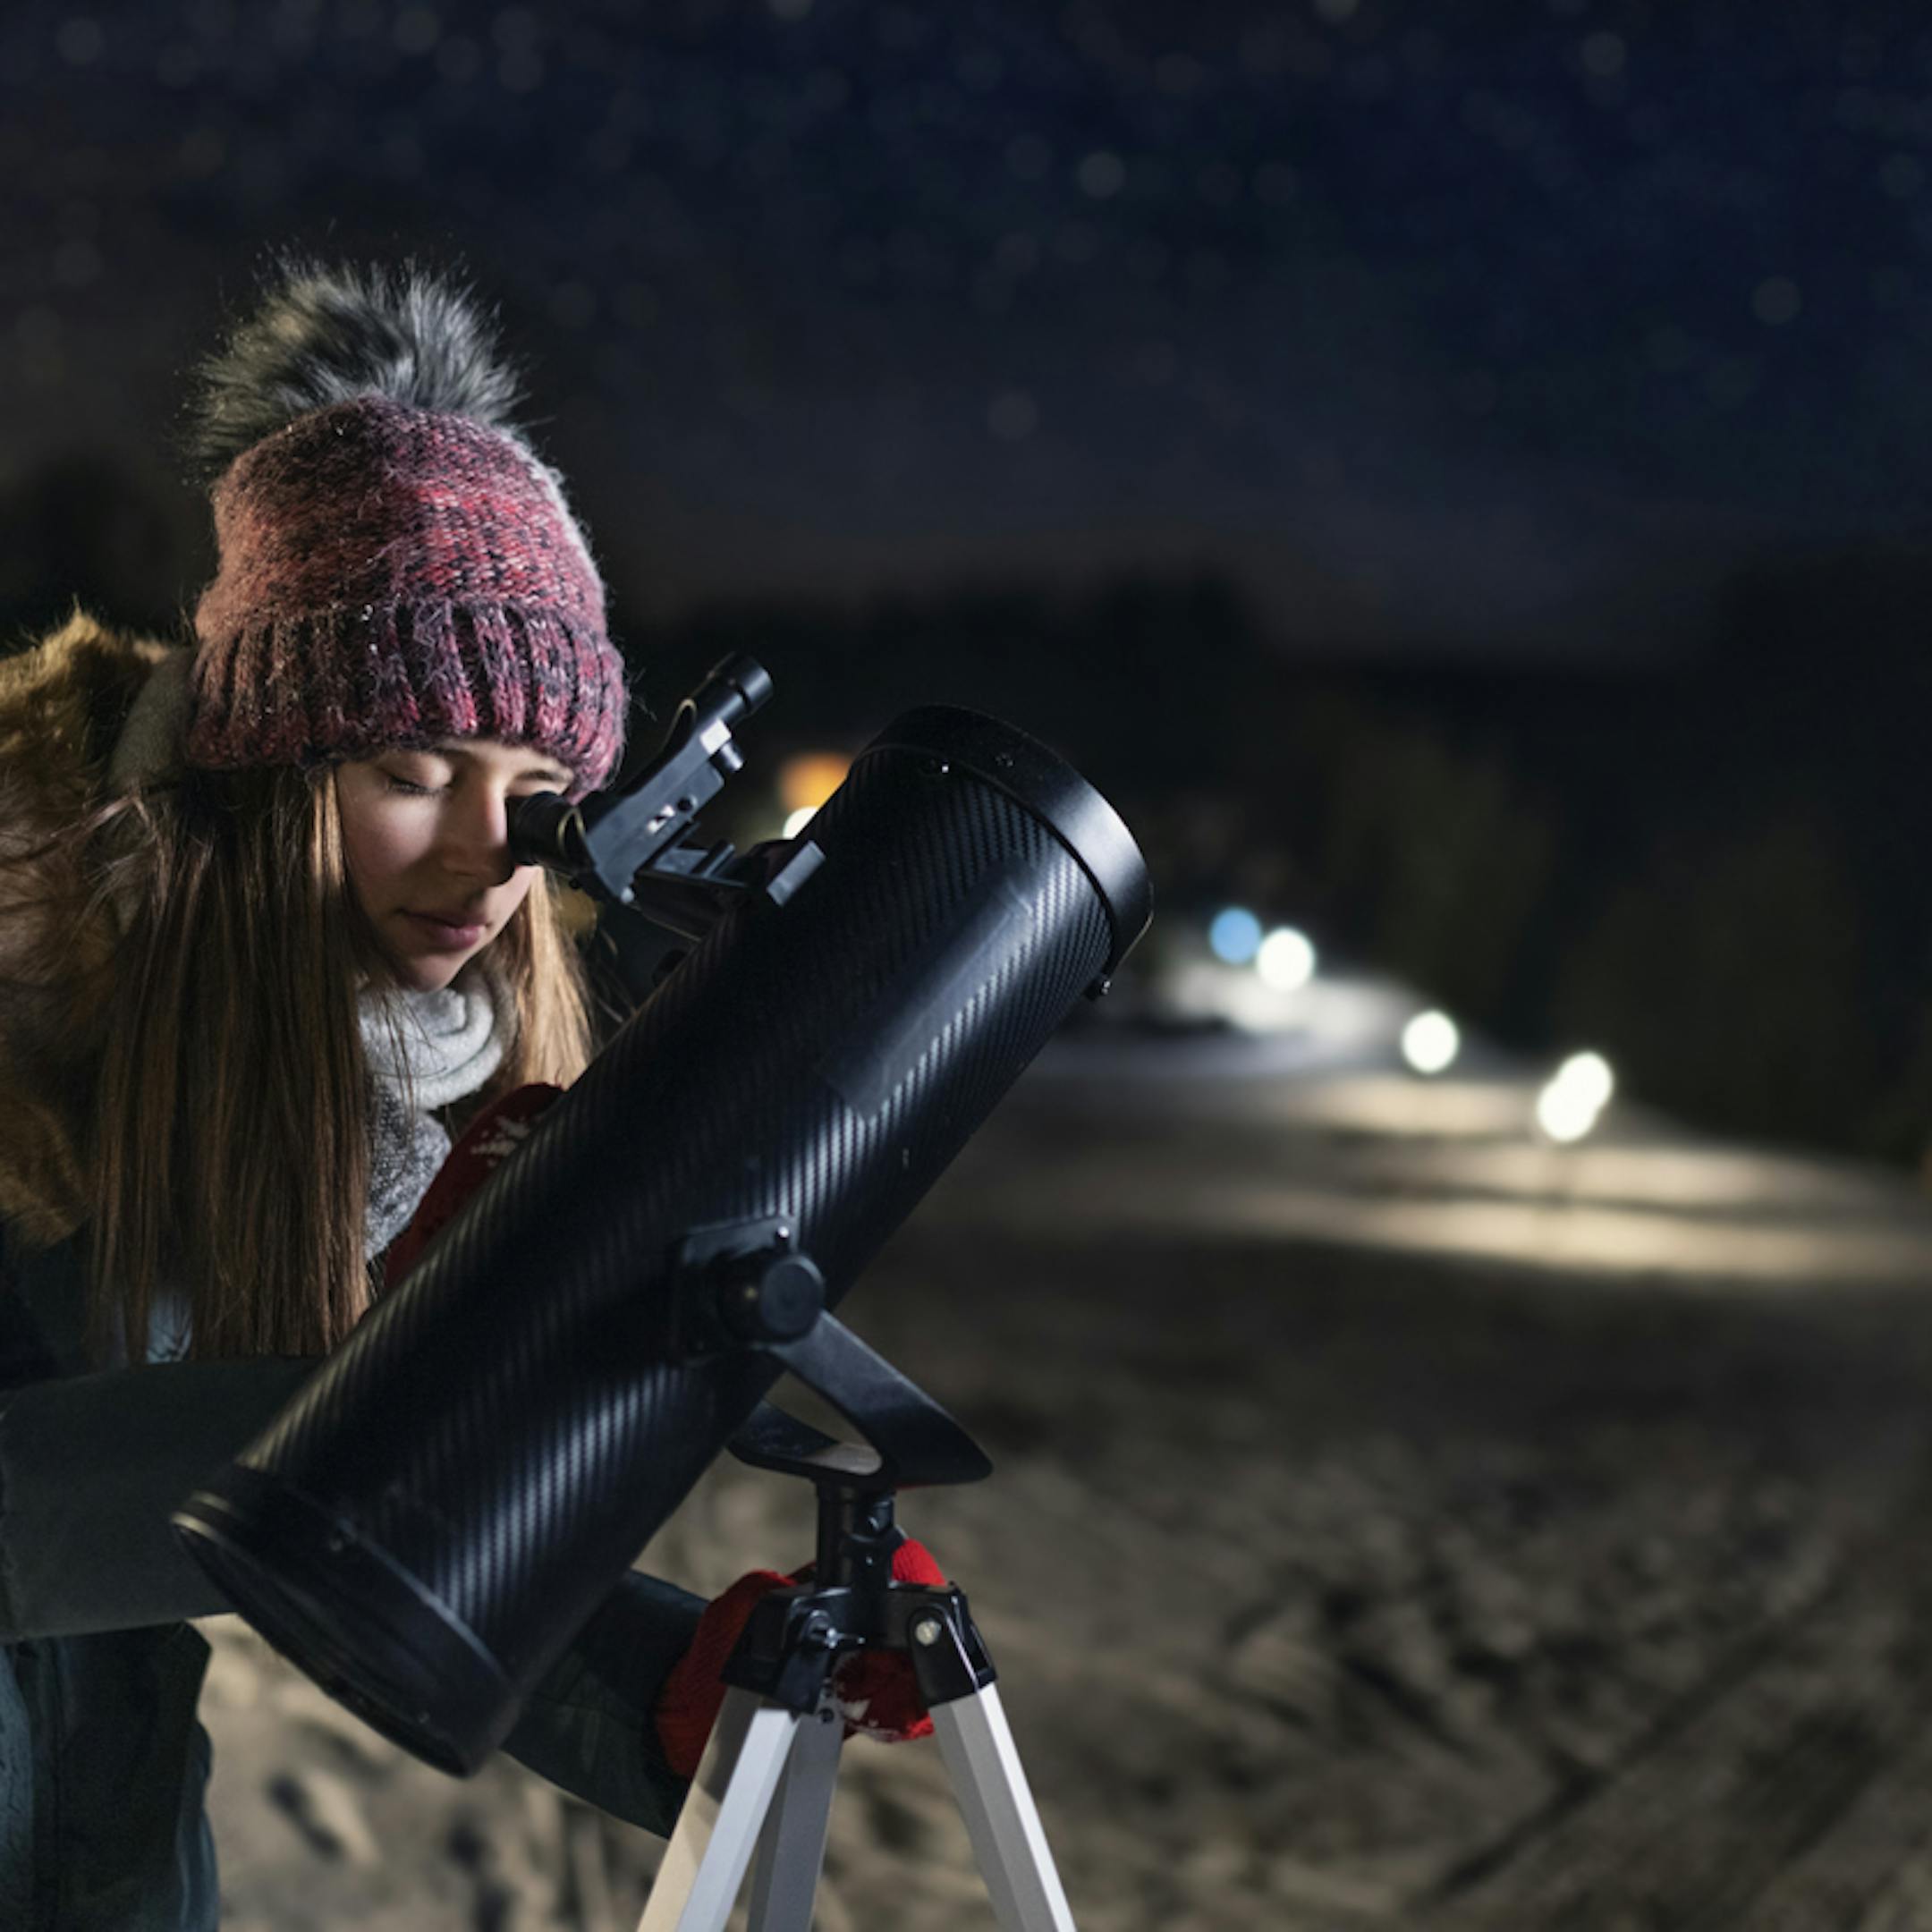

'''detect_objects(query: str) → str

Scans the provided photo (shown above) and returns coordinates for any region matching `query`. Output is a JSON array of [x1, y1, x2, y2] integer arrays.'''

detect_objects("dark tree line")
[[6, 452, 1928, 1167]]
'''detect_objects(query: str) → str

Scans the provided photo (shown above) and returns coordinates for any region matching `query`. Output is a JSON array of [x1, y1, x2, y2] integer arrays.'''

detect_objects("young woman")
[[0, 262, 934, 1930]]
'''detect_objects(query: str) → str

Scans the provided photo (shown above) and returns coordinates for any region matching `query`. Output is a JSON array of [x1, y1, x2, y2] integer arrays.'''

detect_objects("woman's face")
[[335, 739, 575, 993]]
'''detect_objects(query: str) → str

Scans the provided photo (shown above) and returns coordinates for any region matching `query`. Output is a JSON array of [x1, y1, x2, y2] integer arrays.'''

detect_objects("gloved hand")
[[829, 1538, 947, 1744], [653, 1538, 947, 1779], [383, 1081, 564, 1287]]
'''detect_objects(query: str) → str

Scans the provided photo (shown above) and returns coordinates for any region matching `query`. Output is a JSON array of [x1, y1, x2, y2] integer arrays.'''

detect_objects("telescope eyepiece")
[[505, 790, 583, 873]]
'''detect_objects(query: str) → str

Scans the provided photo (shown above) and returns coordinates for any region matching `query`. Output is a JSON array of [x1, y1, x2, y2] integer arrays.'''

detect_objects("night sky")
[[4, 1, 1932, 658]]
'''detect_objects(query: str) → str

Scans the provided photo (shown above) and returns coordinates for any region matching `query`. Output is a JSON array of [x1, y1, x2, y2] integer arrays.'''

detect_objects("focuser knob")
[[715, 1250, 826, 1347]]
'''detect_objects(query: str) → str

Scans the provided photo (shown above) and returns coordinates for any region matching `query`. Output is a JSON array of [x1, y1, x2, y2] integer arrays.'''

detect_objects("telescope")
[[171, 654, 1150, 1799]]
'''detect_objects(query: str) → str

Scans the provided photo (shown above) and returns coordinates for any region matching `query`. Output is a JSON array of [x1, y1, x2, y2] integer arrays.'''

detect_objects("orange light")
[[777, 752, 851, 814]]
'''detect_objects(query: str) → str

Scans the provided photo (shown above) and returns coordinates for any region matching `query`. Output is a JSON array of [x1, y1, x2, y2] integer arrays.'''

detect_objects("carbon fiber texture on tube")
[[174, 717, 1131, 1773]]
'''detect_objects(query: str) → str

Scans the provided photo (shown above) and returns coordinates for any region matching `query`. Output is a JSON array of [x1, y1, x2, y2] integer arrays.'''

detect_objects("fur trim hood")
[[0, 611, 177, 1247]]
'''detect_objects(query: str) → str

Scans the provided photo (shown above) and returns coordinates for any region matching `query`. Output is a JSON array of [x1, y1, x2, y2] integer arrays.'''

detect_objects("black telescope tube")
[[173, 707, 1148, 1775]]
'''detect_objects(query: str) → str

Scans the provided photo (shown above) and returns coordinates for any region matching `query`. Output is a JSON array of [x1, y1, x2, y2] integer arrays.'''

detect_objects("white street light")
[[1255, 926, 1317, 992], [1401, 1010, 1461, 1076], [1535, 1049, 1616, 1144]]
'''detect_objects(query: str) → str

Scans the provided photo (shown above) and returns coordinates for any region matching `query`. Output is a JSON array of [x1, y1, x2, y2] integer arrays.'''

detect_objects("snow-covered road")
[[202, 1030, 1932, 1929]]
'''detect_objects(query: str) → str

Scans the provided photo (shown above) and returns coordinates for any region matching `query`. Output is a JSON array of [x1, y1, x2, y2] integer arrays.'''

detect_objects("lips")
[[404, 910, 489, 950]]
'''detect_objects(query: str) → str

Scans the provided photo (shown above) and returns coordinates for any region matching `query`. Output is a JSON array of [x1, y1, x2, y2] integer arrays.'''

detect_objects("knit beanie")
[[182, 261, 627, 799]]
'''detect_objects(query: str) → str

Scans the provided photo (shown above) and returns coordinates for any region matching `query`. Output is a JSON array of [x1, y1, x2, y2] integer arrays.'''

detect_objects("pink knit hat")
[[186, 394, 626, 800]]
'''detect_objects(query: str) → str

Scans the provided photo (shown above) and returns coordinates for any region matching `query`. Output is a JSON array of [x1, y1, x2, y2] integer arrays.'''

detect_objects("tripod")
[[638, 1320, 1077, 1930]]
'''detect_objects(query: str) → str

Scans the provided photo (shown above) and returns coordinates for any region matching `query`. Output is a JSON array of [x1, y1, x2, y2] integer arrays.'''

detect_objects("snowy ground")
[[199, 1036, 1932, 1929]]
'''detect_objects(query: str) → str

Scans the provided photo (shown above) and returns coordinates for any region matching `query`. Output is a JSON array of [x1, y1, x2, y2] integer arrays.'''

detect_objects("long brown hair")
[[86, 763, 594, 1366]]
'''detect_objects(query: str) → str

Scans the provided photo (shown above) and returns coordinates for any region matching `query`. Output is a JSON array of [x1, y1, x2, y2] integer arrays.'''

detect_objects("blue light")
[[1208, 906, 1263, 964]]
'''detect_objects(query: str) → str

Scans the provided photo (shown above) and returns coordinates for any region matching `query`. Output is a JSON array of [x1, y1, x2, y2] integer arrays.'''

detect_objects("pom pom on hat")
[[181, 258, 627, 798]]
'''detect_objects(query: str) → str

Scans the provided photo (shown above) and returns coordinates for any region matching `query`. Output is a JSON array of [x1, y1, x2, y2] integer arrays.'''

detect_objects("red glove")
[[654, 1539, 946, 1780], [655, 1566, 792, 1779], [830, 1538, 945, 1745], [383, 1082, 564, 1287]]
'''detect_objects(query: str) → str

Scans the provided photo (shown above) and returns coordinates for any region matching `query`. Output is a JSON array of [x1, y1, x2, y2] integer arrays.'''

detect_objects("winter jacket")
[[0, 615, 703, 1930]]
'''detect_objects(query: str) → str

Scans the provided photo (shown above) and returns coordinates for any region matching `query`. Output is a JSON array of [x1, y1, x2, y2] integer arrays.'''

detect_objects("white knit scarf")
[[360, 962, 513, 1257]]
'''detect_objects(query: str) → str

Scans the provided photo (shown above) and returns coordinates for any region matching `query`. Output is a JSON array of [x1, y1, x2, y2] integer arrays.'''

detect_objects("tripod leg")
[[930, 1685, 1077, 1932], [745, 1697, 845, 1930], [640, 1688, 803, 1932]]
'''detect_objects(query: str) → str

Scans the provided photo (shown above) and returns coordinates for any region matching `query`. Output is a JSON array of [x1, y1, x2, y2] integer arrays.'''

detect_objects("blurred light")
[[1255, 926, 1316, 992], [1208, 905, 1263, 964], [988, 390, 1039, 440], [1076, 150, 1126, 199], [1536, 1080, 1600, 1144], [1579, 30, 1626, 78], [56, 18, 106, 65], [1401, 1010, 1461, 1076], [1881, 154, 1926, 200], [178, 128, 226, 179], [777, 751, 850, 815], [1751, 275, 1801, 326], [782, 806, 818, 840], [51, 240, 102, 290], [394, 6, 443, 54], [1535, 1050, 1615, 1144], [1553, 1051, 1615, 1114]]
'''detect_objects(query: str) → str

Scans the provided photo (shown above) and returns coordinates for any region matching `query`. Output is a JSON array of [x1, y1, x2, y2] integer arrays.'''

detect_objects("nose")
[[439, 782, 517, 889]]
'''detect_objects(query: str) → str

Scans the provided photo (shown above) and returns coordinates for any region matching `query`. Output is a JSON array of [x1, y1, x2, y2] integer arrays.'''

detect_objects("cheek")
[[339, 800, 428, 910], [498, 869, 538, 921]]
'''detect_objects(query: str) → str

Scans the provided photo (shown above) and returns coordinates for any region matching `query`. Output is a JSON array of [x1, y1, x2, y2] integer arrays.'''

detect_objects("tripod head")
[[720, 1327, 998, 1716]]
